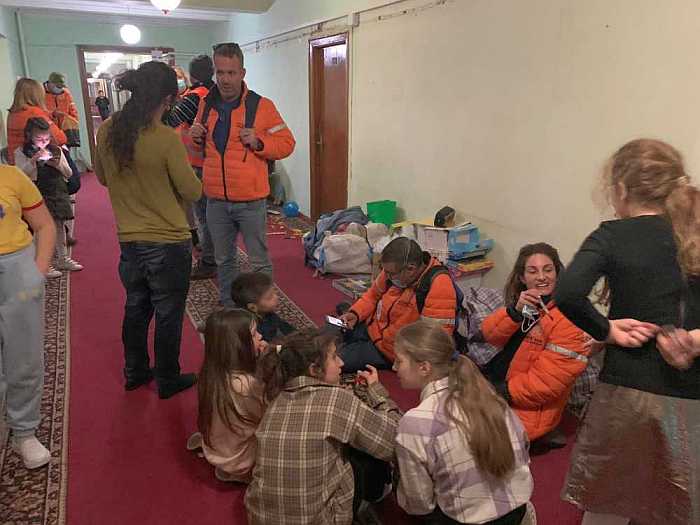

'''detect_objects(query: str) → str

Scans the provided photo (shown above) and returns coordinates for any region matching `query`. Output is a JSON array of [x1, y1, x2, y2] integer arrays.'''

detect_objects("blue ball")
[[283, 201, 300, 217]]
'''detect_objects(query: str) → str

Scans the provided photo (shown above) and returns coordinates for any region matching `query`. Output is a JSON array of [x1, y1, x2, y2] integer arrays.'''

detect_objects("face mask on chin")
[[391, 278, 408, 289], [49, 85, 63, 95]]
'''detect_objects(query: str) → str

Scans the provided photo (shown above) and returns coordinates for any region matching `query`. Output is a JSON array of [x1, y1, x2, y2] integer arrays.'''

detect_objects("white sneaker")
[[46, 266, 63, 278], [12, 435, 51, 469], [57, 258, 83, 271]]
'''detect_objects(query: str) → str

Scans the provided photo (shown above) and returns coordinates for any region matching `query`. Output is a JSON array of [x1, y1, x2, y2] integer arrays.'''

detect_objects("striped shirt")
[[245, 376, 401, 525], [165, 92, 201, 128], [395, 377, 533, 523]]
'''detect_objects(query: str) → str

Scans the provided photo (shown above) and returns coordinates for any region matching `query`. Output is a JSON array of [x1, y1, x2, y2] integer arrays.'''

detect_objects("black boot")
[[158, 373, 197, 399]]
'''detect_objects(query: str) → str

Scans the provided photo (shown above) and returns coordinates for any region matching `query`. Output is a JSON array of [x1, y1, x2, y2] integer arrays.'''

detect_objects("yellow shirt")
[[0, 165, 42, 255], [95, 119, 202, 243]]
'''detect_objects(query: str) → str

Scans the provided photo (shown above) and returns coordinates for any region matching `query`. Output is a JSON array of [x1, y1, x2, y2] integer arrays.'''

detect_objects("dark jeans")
[[118, 240, 191, 383], [422, 504, 526, 525], [348, 448, 392, 513], [339, 322, 391, 373]]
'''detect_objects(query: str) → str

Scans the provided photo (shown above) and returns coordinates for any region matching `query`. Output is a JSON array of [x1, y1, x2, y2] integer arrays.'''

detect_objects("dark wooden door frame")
[[76, 44, 174, 163], [308, 33, 349, 220]]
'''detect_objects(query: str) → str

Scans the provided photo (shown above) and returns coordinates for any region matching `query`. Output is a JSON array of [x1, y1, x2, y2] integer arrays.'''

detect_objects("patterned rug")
[[0, 272, 71, 525], [186, 247, 316, 332]]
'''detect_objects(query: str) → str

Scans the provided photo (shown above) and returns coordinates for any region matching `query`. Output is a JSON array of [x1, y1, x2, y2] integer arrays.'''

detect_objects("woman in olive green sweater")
[[94, 61, 202, 399]]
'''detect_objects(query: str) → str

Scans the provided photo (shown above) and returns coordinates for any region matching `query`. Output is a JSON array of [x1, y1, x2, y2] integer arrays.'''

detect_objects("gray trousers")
[[206, 198, 272, 308], [0, 244, 45, 437]]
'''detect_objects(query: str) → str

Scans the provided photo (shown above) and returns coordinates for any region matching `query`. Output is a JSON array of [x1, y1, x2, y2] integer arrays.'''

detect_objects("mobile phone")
[[326, 315, 348, 329]]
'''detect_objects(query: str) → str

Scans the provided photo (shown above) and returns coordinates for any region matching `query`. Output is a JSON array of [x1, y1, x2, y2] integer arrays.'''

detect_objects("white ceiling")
[[0, 0, 275, 21]]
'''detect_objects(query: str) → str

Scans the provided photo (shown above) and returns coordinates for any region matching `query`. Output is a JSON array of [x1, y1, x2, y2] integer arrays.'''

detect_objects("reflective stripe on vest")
[[545, 343, 588, 363]]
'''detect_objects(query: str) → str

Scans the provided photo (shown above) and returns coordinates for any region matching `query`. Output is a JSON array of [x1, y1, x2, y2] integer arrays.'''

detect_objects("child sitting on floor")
[[231, 272, 295, 342], [187, 309, 268, 483], [393, 320, 536, 525], [245, 330, 401, 525]]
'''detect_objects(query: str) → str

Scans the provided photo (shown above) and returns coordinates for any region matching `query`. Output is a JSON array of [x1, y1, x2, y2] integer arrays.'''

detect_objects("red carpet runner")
[[66, 173, 582, 524]]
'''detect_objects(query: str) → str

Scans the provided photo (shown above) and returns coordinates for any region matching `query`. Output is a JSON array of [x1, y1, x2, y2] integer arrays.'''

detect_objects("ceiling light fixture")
[[120, 24, 141, 45], [150, 0, 181, 15]]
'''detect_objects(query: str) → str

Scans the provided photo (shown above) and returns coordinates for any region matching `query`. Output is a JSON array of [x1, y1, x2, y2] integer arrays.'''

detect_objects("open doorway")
[[76, 45, 174, 162]]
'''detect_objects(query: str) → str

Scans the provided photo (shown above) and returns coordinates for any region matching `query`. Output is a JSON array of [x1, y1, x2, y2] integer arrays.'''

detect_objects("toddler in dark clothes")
[[231, 272, 295, 342]]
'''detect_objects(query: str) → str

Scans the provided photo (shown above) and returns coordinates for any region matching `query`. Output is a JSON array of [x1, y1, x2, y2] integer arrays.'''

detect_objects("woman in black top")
[[555, 139, 700, 525]]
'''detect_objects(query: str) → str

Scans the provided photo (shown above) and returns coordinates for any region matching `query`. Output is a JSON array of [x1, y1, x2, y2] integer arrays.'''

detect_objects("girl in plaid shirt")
[[393, 320, 535, 525], [187, 309, 268, 482], [245, 329, 401, 525]]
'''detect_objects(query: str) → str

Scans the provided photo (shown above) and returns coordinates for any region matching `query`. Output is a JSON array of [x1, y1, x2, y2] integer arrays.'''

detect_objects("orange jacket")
[[7, 106, 67, 165], [44, 86, 79, 126], [196, 82, 295, 202], [482, 302, 589, 440], [177, 85, 209, 168], [350, 255, 457, 362]]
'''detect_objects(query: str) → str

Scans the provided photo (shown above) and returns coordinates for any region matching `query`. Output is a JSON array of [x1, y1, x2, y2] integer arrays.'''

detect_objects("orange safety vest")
[[195, 82, 295, 202], [44, 86, 78, 126], [177, 85, 209, 168], [482, 303, 590, 440]]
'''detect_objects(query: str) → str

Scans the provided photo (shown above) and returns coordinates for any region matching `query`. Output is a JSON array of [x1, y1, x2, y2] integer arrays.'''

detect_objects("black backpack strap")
[[245, 90, 262, 129], [415, 266, 449, 314]]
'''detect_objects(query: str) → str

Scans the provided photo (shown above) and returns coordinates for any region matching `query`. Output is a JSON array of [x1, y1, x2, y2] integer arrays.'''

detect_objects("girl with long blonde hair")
[[393, 320, 535, 525], [556, 138, 700, 525]]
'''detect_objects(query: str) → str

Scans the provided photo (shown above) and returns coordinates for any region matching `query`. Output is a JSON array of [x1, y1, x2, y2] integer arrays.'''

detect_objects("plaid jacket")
[[396, 377, 533, 522], [245, 377, 401, 525]]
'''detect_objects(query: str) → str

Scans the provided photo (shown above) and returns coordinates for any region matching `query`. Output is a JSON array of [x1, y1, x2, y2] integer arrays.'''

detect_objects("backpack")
[[200, 89, 275, 175], [414, 265, 468, 352]]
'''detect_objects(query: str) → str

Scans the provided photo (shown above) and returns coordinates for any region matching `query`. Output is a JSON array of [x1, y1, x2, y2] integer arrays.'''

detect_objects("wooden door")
[[309, 34, 349, 219]]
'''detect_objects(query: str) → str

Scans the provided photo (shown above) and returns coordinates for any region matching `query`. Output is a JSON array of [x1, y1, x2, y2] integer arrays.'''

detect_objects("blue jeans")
[[192, 167, 215, 267], [118, 240, 191, 383], [339, 322, 391, 373], [206, 198, 272, 308]]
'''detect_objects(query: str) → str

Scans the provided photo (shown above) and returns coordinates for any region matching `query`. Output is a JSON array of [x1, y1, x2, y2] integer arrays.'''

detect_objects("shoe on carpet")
[[124, 369, 154, 391], [57, 258, 83, 271], [186, 432, 203, 451], [214, 467, 248, 483], [530, 426, 567, 456], [12, 435, 51, 469], [190, 261, 217, 281], [46, 266, 62, 279], [158, 373, 197, 399]]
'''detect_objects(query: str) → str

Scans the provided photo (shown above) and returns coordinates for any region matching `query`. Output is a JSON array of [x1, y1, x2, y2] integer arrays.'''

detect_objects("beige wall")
[[230, 0, 700, 286]]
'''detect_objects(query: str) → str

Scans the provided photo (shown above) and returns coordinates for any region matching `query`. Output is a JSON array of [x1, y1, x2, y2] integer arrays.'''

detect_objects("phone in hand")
[[326, 315, 348, 329]]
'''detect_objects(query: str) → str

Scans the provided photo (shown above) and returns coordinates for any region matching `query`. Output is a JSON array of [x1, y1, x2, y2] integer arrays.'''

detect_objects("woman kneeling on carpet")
[[187, 309, 268, 482], [480, 243, 590, 450], [245, 330, 401, 525], [393, 320, 535, 525], [0, 164, 56, 469]]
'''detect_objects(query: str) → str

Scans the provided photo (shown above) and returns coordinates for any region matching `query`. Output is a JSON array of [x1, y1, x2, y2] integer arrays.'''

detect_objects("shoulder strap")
[[245, 90, 262, 129], [415, 266, 449, 314]]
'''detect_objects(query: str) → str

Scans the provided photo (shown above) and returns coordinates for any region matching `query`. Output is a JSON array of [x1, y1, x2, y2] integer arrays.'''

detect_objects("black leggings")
[[422, 504, 527, 525]]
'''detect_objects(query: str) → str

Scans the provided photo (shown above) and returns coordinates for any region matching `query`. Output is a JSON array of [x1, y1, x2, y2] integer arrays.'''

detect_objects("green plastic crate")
[[366, 200, 397, 226]]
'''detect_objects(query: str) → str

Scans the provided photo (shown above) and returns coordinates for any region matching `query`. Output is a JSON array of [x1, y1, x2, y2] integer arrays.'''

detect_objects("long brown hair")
[[197, 309, 257, 447], [107, 61, 177, 170], [10, 78, 46, 112], [258, 330, 335, 402], [503, 243, 564, 307], [395, 320, 516, 479], [604, 139, 700, 278]]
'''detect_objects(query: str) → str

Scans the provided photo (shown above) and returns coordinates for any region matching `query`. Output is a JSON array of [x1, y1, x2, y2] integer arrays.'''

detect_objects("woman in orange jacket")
[[481, 243, 589, 447], [7, 78, 66, 165]]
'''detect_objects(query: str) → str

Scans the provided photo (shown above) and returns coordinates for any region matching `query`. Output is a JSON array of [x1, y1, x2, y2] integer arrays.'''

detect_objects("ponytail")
[[107, 61, 177, 170], [258, 330, 335, 402], [395, 320, 516, 479], [665, 183, 700, 276], [446, 356, 515, 478]]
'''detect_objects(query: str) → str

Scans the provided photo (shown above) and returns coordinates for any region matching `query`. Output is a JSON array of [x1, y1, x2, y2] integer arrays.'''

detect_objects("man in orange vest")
[[44, 72, 78, 129], [191, 43, 295, 308], [165, 55, 216, 280]]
